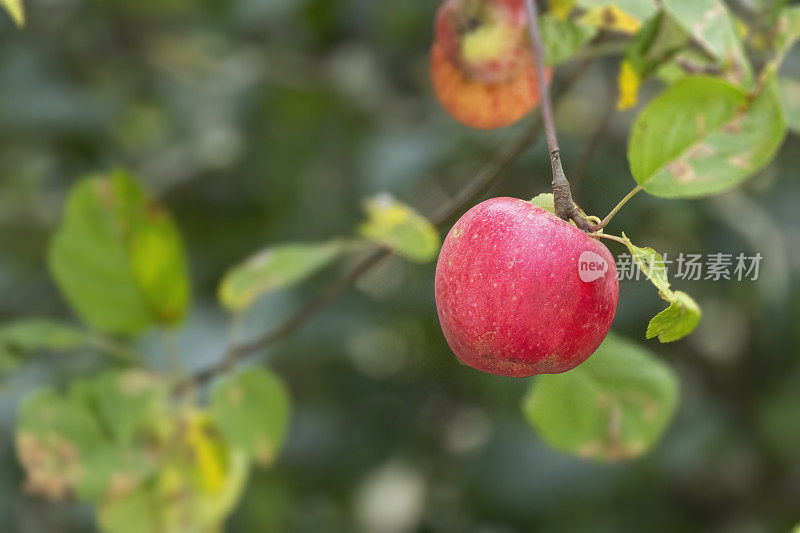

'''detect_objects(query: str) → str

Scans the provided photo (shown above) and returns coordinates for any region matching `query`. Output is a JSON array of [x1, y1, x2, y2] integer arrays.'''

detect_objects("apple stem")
[[523, 0, 595, 232], [590, 184, 644, 231], [591, 232, 628, 246]]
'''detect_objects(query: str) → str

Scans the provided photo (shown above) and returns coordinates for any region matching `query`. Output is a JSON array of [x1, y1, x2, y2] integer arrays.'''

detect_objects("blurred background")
[[1, 0, 799, 531]]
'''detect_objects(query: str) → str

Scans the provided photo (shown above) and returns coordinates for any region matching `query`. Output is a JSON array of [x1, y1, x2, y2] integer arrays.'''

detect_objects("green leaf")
[[529, 193, 555, 214], [0, 319, 86, 353], [540, 14, 598, 67], [625, 12, 690, 77], [128, 205, 190, 326], [617, 13, 689, 110], [622, 238, 670, 295], [359, 194, 440, 263], [48, 171, 190, 335], [0, 0, 24, 27], [0, 320, 86, 380], [628, 75, 786, 198], [779, 78, 800, 134], [661, 0, 753, 87], [646, 291, 701, 342], [75, 370, 168, 445], [620, 233, 702, 342], [211, 368, 290, 466], [96, 485, 163, 533], [219, 241, 347, 312], [523, 333, 679, 461]]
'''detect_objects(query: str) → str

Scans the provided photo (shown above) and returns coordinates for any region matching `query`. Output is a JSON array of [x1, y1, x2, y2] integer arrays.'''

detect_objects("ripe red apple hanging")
[[435, 198, 619, 377]]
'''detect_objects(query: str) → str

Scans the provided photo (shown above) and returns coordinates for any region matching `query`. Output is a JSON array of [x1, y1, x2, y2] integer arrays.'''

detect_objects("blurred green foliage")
[[1, 0, 800, 532]]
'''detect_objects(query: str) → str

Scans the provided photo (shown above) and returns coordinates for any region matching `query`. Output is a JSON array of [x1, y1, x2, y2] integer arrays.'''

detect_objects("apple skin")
[[435, 0, 529, 84], [435, 197, 619, 377]]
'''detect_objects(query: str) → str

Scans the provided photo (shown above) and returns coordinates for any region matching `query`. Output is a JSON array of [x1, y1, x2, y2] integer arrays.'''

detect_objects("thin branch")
[[178, 247, 391, 392], [524, 0, 557, 157], [175, 59, 593, 393], [523, 0, 593, 231]]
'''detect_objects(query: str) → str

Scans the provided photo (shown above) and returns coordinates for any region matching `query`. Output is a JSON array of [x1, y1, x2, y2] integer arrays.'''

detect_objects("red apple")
[[435, 197, 619, 377], [435, 0, 530, 84], [430, 42, 550, 130]]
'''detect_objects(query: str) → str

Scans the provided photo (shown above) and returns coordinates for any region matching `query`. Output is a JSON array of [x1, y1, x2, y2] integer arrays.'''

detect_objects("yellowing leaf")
[[1, 0, 24, 27], [579, 5, 641, 34], [186, 412, 226, 494], [100, 442, 249, 533], [617, 60, 641, 110], [550, 0, 576, 20], [219, 241, 347, 312], [359, 194, 440, 262]]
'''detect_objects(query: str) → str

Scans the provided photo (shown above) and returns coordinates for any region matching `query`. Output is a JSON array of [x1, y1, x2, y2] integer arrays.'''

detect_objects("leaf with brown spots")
[[17, 389, 110, 501], [523, 333, 678, 461], [628, 74, 785, 197], [16, 370, 171, 504], [662, 0, 752, 87], [96, 436, 249, 533], [211, 368, 291, 467]]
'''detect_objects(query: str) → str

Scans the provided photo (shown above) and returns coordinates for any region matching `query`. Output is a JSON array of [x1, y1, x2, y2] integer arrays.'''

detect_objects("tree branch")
[[175, 58, 593, 393], [523, 0, 594, 231]]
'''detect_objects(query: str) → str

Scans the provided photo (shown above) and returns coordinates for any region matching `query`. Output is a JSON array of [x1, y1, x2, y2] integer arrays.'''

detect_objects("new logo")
[[578, 250, 608, 282]]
